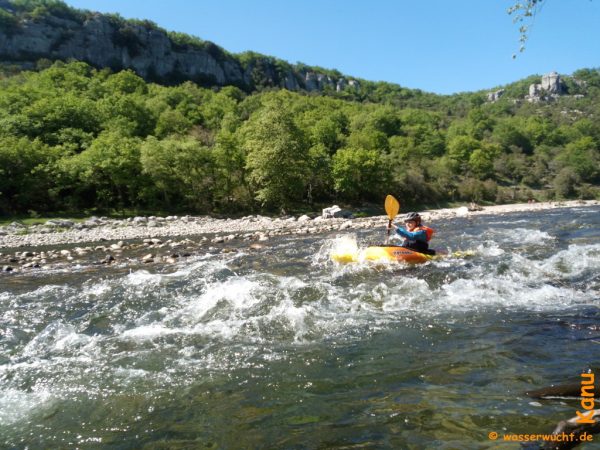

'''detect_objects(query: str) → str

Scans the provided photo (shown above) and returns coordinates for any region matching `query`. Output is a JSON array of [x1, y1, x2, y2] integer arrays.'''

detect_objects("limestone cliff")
[[0, 1, 360, 93]]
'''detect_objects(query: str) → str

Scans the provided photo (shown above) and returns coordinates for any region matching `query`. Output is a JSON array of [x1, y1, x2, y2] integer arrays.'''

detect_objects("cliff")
[[0, 0, 360, 93]]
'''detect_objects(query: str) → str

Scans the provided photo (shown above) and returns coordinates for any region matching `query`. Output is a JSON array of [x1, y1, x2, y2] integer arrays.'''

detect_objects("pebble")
[[2, 201, 598, 274], [103, 255, 115, 264], [142, 254, 154, 263]]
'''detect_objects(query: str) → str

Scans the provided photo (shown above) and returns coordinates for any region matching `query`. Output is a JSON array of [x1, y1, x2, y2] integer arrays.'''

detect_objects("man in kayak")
[[387, 212, 436, 255]]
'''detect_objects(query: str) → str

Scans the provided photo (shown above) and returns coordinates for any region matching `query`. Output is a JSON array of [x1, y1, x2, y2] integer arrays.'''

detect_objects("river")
[[1, 206, 599, 448]]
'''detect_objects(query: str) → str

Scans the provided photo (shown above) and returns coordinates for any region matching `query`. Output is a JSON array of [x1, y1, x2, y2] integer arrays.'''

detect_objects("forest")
[[1, 59, 599, 217], [1, 0, 600, 216]]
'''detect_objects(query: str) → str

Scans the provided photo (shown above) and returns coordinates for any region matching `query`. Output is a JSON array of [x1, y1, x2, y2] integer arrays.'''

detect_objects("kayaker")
[[387, 212, 436, 255]]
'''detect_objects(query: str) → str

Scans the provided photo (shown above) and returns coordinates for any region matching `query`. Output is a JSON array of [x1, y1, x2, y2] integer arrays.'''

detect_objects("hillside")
[[2, 0, 597, 107], [0, 1, 599, 217], [0, 0, 446, 106]]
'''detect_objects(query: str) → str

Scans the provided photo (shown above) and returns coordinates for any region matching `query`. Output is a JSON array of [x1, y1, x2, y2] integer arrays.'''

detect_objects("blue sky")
[[64, 0, 600, 95]]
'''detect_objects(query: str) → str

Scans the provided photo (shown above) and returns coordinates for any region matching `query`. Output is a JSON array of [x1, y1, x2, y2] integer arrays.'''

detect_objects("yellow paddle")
[[384, 194, 400, 244]]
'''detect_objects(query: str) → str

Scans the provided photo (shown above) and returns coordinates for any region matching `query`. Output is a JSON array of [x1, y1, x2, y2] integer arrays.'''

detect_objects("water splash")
[[1, 207, 600, 446]]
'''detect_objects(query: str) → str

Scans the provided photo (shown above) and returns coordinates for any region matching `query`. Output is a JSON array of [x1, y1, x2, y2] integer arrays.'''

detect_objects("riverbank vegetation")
[[1, 61, 599, 217]]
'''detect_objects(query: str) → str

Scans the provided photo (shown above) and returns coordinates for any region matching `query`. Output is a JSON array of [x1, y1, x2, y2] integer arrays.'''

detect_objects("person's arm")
[[396, 227, 427, 241]]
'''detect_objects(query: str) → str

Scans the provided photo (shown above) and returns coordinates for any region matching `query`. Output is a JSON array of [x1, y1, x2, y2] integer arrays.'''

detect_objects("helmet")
[[404, 212, 421, 224]]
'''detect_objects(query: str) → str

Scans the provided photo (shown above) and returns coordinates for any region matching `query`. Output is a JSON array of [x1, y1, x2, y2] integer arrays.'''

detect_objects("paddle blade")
[[384, 195, 400, 220]]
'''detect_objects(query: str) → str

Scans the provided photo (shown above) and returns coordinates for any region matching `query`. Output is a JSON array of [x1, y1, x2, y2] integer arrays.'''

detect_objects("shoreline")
[[1, 200, 598, 250], [1, 200, 598, 274]]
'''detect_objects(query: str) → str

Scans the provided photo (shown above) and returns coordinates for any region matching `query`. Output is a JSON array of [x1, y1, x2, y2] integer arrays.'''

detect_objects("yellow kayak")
[[331, 245, 434, 264], [329, 243, 475, 264]]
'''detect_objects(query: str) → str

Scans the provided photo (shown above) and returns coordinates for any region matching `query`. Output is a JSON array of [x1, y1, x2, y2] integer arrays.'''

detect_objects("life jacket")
[[415, 225, 434, 242]]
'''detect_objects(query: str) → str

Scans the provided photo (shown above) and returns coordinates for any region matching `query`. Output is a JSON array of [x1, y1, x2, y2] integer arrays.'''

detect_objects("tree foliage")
[[0, 60, 599, 216], [243, 96, 309, 210]]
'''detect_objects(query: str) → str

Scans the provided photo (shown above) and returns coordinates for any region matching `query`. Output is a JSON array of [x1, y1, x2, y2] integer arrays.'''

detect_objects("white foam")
[[124, 269, 162, 287], [476, 242, 505, 257], [0, 388, 53, 426], [1, 218, 598, 405], [22, 321, 91, 357], [120, 324, 176, 340], [435, 276, 577, 311], [185, 277, 263, 321], [537, 243, 600, 279], [483, 228, 555, 246]]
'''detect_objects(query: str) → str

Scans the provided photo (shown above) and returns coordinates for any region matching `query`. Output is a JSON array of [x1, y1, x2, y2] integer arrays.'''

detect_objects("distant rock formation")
[[304, 72, 336, 91], [0, 4, 361, 94], [336, 77, 347, 91], [487, 71, 582, 104], [487, 89, 505, 102], [526, 71, 565, 102]]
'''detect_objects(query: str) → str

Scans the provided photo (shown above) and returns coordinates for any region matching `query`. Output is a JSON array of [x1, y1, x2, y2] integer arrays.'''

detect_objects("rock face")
[[0, 12, 246, 86], [0, 5, 361, 94], [526, 71, 565, 102], [302, 72, 338, 92], [487, 89, 505, 102], [541, 71, 562, 93], [488, 71, 578, 103]]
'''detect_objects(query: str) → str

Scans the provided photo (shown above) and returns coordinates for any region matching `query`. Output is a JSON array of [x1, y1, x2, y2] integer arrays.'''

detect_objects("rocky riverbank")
[[1, 200, 598, 274]]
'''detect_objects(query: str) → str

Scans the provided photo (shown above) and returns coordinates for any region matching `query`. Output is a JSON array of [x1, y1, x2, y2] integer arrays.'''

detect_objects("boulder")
[[322, 205, 341, 218], [322, 205, 354, 219], [141, 253, 154, 263], [456, 206, 469, 217]]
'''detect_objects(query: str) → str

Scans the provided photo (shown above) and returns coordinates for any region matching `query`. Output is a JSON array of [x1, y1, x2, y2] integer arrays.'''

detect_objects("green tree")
[[213, 115, 252, 210], [243, 99, 309, 210], [309, 116, 346, 153], [21, 94, 101, 145], [63, 131, 143, 209], [98, 95, 155, 137], [332, 147, 384, 201], [102, 70, 148, 95], [154, 109, 192, 138], [306, 143, 333, 203], [466, 108, 494, 140], [140, 136, 216, 211], [0, 136, 57, 213], [469, 143, 501, 178], [553, 167, 579, 199], [390, 163, 437, 206], [492, 120, 532, 153], [447, 135, 480, 170], [554, 137, 600, 182], [366, 106, 402, 136]]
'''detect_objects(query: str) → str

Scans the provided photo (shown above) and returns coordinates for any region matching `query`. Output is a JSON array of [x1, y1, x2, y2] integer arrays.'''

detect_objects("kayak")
[[331, 245, 435, 264]]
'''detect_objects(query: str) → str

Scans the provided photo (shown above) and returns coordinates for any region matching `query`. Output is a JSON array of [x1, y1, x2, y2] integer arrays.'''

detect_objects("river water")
[[1, 207, 599, 449]]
